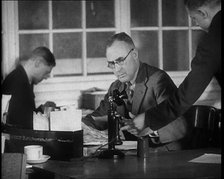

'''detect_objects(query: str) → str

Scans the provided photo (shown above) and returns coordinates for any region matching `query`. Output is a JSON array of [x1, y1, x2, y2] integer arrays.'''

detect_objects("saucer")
[[27, 155, 50, 164]]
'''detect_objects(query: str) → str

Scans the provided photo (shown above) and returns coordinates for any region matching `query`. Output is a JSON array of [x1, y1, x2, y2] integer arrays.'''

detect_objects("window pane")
[[86, 0, 115, 28], [87, 32, 114, 74], [87, 58, 112, 75], [131, 31, 159, 67], [131, 0, 158, 27], [19, 34, 49, 58], [192, 30, 206, 58], [163, 31, 189, 71], [87, 32, 114, 58], [52, 1, 81, 29], [53, 33, 82, 59], [162, 0, 188, 26], [53, 59, 82, 76], [18, 1, 48, 30]]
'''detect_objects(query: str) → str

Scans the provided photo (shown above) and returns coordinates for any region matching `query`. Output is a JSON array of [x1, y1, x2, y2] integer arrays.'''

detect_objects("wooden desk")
[[31, 148, 221, 179], [2, 153, 27, 179]]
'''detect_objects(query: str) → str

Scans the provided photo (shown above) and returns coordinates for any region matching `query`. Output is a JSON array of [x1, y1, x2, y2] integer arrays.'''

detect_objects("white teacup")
[[24, 145, 43, 160]]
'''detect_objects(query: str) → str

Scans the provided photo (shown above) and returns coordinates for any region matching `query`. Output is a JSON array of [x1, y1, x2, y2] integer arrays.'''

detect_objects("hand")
[[120, 115, 138, 136], [130, 112, 146, 131], [138, 127, 154, 137], [43, 101, 56, 108], [42, 101, 56, 118], [120, 112, 146, 136]]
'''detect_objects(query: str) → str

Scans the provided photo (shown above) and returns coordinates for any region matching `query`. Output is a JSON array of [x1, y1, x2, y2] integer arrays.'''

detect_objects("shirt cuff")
[[148, 130, 159, 138]]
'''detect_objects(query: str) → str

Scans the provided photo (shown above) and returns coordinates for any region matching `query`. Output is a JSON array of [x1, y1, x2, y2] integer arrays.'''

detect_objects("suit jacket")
[[83, 62, 188, 150], [2, 65, 35, 129], [145, 11, 221, 130]]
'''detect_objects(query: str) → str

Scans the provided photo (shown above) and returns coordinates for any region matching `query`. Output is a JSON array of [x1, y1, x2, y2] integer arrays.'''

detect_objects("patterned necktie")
[[126, 82, 134, 111]]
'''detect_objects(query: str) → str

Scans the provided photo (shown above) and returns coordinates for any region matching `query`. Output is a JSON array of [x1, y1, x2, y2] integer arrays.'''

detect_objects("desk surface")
[[32, 148, 221, 179]]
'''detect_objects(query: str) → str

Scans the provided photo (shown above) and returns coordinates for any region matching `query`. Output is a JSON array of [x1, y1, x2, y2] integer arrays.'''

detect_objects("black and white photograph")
[[1, 0, 221, 178]]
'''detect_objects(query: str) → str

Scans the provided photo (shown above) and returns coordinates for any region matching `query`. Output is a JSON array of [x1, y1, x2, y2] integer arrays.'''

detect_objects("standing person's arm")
[[145, 13, 221, 130]]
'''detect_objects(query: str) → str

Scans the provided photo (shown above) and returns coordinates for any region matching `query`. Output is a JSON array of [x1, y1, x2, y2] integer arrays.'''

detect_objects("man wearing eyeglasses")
[[83, 32, 189, 151], [123, 0, 221, 139]]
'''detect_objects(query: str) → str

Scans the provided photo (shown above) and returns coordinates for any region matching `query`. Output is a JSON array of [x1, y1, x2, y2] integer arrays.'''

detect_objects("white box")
[[50, 109, 82, 131]]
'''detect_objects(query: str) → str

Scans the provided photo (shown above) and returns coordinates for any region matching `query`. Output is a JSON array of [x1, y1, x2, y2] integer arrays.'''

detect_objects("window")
[[4, 0, 205, 79], [130, 0, 205, 71], [18, 0, 115, 77]]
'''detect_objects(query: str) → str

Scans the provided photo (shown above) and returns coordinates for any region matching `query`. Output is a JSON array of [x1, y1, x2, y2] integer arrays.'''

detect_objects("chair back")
[[2, 153, 26, 179], [183, 105, 218, 149], [212, 109, 221, 147]]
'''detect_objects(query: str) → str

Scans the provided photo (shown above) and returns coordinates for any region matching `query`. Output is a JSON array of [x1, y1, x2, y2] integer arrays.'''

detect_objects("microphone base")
[[98, 149, 125, 159]]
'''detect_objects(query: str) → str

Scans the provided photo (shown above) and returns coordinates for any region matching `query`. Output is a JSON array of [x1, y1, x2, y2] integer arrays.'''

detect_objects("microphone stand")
[[98, 92, 126, 159]]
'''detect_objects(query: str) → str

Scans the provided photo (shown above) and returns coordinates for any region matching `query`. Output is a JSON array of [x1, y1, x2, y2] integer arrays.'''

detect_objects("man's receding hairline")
[[30, 54, 54, 67], [107, 40, 134, 51], [31, 47, 56, 66], [184, 0, 221, 10]]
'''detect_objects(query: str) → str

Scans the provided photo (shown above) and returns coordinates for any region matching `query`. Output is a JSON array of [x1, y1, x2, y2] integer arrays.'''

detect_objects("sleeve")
[[2, 76, 12, 94], [152, 72, 177, 105], [2, 72, 35, 128], [82, 81, 118, 130], [145, 25, 221, 131]]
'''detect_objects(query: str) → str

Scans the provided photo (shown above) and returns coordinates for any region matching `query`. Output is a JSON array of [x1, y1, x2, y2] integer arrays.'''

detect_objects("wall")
[[34, 75, 116, 108], [34, 74, 221, 110]]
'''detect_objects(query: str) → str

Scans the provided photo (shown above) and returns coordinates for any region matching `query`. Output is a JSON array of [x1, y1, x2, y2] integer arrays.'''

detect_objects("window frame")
[[2, 0, 199, 84]]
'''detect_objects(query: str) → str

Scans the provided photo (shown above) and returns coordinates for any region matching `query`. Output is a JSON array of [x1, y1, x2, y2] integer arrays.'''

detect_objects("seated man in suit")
[[2, 46, 56, 129], [83, 32, 189, 152]]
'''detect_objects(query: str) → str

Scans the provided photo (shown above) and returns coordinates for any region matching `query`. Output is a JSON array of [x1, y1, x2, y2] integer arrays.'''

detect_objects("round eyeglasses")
[[107, 48, 134, 69]]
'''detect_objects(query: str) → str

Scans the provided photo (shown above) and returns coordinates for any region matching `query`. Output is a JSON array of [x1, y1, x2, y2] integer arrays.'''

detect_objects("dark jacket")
[[2, 65, 35, 129], [145, 11, 221, 130]]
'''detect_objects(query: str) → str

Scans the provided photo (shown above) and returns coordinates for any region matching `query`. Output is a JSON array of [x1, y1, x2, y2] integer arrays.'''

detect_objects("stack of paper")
[[115, 141, 137, 150], [33, 107, 82, 131], [189, 153, 221, 164], [50, 109, 82, 131], [33, 112, 49, 130], [82, 122, 108, 144]]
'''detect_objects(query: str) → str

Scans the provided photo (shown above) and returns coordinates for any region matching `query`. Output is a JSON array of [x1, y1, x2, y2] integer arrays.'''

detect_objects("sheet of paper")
[[33, 112, 49, 130], [82, 121, 137, 150], [82, 122, 108, 144], [1, 95, 11, 122], [50, 109, 82, 131], [189, 153, 221, 164], [111, 141, 137, 150], [84, 141, 106, 146], [99, 141, 137, 150]]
